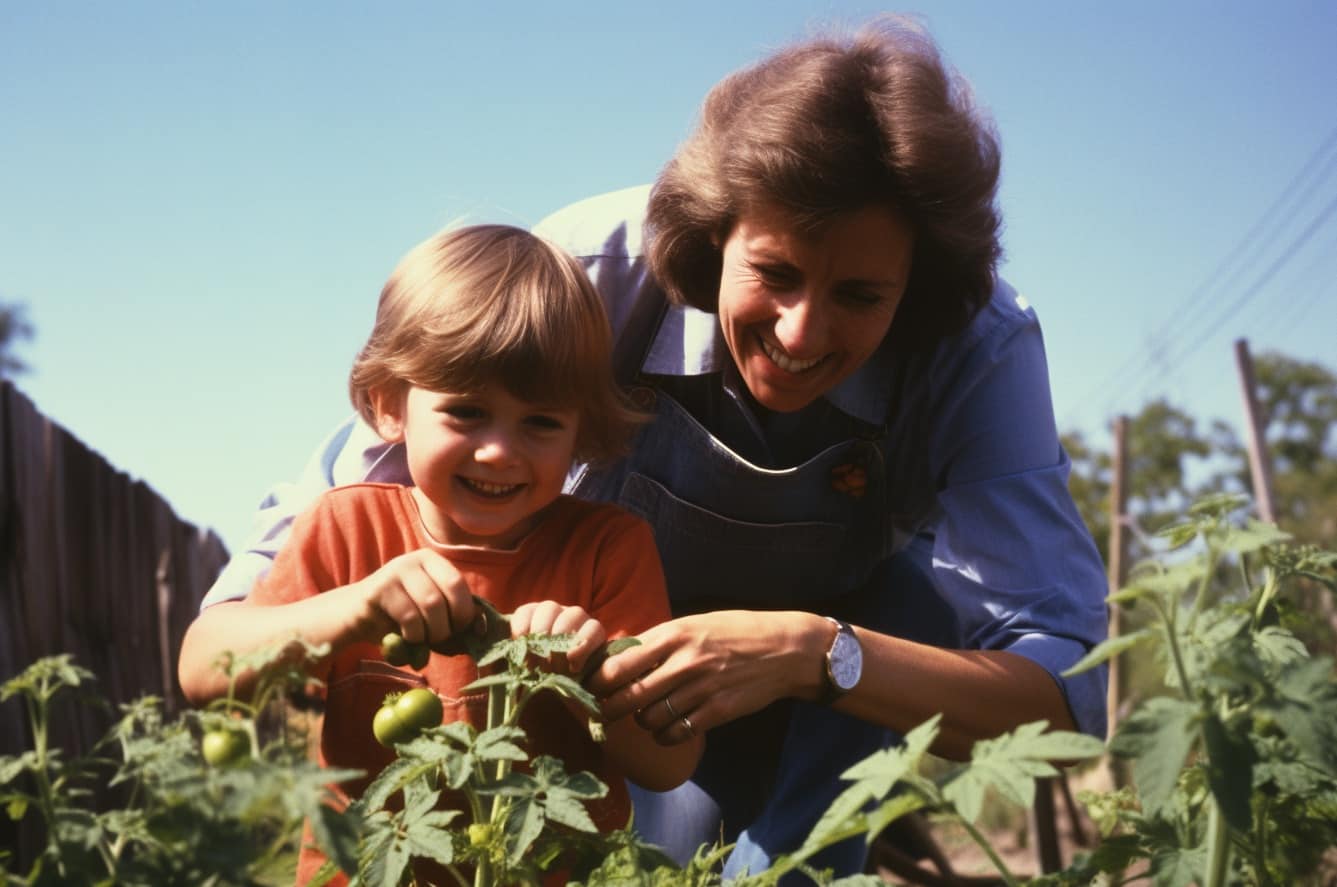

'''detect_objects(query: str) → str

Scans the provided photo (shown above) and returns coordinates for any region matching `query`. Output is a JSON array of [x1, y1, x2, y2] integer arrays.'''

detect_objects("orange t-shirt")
[[249, 483, 670, 886]]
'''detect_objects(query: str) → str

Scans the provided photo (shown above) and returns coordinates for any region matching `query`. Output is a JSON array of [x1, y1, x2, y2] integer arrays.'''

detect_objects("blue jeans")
[[630, 548, 960, 882]]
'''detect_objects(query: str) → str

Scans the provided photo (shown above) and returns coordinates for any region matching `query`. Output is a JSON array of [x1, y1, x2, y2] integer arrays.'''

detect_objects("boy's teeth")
[[761, 339, 821, 372], [463, 478, 519, 496]]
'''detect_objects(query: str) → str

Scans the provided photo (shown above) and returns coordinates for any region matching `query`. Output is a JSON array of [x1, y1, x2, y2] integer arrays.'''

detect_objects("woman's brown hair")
[[349, 224, 638, 463], [646, 16, 1002, 348]]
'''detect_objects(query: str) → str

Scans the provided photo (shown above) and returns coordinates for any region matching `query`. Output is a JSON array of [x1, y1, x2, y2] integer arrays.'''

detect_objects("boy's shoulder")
[[301, 482, 413, 527], [541, 495, 654, 540]]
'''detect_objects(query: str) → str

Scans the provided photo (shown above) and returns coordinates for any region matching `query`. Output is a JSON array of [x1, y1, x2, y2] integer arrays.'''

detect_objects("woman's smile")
[[758, 336, 827, 374]]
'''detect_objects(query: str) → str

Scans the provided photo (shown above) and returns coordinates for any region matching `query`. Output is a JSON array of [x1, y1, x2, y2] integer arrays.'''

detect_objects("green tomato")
[[372, 688, 444, 747], [467, 823, 494, 847], [381, 633, 430, 670], [201, 728, 249, 766]]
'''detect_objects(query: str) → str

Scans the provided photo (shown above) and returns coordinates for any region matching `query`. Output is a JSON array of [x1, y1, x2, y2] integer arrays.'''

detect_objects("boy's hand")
[[509, 602, 606, 675], [356, 549, 475, 647]]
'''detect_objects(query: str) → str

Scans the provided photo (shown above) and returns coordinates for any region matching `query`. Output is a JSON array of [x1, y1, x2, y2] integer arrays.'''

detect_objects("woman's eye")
[[840, 289, 884, 307], [751, 264, 797, 289]]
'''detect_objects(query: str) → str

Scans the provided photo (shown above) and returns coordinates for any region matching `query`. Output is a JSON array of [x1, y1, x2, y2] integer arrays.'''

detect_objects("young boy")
[[177, 224, 702, 884]]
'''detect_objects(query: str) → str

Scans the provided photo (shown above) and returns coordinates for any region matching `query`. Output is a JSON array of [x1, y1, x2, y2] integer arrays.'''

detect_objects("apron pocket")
[[619, 472, 846, 612]]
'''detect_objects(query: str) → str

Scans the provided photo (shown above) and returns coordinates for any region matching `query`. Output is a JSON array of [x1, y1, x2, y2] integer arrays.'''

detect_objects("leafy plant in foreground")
[[0, 641, 361, 885], [1045, 494, 1337, 887]]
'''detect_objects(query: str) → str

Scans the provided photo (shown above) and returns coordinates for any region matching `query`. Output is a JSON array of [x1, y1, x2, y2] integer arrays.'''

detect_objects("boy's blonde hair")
[[349, 224, 637, 463]]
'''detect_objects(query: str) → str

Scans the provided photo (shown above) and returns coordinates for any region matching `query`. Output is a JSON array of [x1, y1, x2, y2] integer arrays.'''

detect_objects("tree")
[[0, 301, 33, 378], [1253, 352, 1337, 543]]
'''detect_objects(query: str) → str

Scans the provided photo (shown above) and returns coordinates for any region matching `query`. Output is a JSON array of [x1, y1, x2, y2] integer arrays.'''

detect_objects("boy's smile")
[[376, 383, 579, 549]]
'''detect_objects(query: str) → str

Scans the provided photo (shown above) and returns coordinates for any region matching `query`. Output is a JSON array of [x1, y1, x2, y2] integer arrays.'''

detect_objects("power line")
[[1248, 223, 1337, 345], [1124, 190, 1337, 409], [1071, 123, 1337, 420]]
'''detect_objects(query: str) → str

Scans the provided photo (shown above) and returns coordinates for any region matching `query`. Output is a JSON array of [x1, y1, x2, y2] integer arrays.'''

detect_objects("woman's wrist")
[[784, 611, 838, 702]]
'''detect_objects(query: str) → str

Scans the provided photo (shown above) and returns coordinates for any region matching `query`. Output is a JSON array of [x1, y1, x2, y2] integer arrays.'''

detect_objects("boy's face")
[[376, 383, 579, 548]]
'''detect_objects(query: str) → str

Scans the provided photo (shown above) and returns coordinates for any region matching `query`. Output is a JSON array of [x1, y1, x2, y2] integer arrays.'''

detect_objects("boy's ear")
[[369, 384, 407, 443]]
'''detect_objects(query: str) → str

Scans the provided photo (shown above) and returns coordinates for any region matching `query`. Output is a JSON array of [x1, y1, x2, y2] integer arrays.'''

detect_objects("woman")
[[196, 16, 1107, 880]]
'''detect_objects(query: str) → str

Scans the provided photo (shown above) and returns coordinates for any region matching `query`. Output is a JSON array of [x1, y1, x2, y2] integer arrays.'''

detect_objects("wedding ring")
[[663, 696, 679, 719], [680, 715, 694, 736]]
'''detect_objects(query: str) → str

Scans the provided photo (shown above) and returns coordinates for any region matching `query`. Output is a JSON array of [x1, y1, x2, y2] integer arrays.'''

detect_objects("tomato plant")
[[4, 510, 1332, 886]]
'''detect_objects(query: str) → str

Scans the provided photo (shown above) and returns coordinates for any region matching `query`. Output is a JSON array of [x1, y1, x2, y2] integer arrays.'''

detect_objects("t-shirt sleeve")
[[585, 511, 672, 640], [248, 493, 353, 608]]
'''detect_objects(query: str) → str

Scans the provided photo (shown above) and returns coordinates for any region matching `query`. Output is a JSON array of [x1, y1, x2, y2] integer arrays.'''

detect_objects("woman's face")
[[716, 202, 915, 413]]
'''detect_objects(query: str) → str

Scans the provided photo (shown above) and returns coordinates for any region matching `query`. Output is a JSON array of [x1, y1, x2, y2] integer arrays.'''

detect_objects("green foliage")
[[0, 638, 1106, 886], [6, 501, 1332, 885], [1055, 494, 1337, 886], [0, 645, 359, 886]]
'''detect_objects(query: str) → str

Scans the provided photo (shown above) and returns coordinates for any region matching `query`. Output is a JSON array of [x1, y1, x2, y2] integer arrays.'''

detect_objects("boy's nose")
[[473, 435, 516, 464]]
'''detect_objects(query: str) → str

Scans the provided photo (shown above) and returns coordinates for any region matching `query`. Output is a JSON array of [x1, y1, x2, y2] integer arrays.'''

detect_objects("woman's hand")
[[585, 610, 831, 745], [509, 601, 607, 675], [353, 549, 476, 647]]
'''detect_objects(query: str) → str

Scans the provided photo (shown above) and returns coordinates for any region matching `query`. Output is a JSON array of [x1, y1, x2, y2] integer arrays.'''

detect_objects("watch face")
[[829, 629, 862, 691]]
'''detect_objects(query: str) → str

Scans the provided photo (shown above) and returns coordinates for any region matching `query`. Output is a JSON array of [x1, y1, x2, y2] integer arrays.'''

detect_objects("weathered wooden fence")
[[0, 379, 230, 760]]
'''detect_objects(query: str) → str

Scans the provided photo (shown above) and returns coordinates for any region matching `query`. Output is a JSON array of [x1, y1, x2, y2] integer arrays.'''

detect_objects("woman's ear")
[[369, 384, 407, 443]]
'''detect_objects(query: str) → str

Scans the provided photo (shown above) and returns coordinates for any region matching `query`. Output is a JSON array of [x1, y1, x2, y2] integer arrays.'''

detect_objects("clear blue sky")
[[4, 2, 1335, 553]]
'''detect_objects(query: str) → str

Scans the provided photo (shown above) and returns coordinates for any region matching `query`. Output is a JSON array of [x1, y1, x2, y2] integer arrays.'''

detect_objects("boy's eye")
[[524, 414, 566, 431], [441, 404, 484, 421]]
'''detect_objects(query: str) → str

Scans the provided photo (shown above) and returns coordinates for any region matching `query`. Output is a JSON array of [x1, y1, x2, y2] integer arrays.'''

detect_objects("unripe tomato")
[[202, 728, 249, 766], [372, 688, 443, 747], [468, 823, 494, 847], [381, 633, 430, 670]]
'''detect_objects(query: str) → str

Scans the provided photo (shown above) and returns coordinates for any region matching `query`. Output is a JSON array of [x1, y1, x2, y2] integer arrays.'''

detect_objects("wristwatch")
[[820, 618, 862, 703]]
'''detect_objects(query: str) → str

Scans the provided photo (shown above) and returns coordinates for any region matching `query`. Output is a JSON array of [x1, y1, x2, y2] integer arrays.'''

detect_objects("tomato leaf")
[[1062, 627, 1157, 677], [1109, 697, 1198, 817]]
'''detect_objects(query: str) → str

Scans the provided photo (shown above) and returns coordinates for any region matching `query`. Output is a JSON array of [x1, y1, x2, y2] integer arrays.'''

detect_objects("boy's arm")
[[179, 494, 358, 703], [180, 492, 476, 706]]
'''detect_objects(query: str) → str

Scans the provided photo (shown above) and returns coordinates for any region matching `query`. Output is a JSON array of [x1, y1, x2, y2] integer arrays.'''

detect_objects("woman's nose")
[[774, 293, 826, 354]]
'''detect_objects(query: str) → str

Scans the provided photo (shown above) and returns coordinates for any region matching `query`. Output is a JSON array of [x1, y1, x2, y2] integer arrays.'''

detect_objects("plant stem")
[[958, 817, 1020, 887], [1202, 797, 1231, 887], [1151, 595, 1196, 699]]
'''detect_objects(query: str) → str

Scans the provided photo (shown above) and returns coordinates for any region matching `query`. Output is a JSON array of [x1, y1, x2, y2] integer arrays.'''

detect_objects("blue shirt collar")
[[640, 303, 893, 427]]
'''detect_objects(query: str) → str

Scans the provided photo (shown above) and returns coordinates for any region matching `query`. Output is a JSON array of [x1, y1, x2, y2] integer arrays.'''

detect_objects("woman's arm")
[[588, 609, 1073, 761]]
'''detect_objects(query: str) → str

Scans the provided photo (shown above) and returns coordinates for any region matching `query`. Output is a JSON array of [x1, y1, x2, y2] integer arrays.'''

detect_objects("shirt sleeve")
[[198, 416, 405, 609], [922, 293, 1110, 739]]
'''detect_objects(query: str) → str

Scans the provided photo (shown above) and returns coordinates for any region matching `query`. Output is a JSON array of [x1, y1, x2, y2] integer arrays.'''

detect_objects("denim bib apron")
[[565, 304, 953, 878]]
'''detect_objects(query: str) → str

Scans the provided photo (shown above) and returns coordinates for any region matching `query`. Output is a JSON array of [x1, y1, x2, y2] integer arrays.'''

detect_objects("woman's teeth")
[[761, 339, 822, 373]]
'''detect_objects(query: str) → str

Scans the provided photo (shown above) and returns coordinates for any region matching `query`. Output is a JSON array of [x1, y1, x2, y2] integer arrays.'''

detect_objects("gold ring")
[[680, 715, 694, 736], [663, 696, 679, 719]]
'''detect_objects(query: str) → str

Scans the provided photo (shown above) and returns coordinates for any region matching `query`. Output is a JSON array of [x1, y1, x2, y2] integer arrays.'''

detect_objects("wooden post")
[[1107, 415, 1129, 734], [1234, 339, 1277, 523]]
